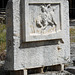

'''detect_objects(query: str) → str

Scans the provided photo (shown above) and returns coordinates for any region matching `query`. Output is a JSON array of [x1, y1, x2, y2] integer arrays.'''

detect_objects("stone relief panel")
[[29, 4, 61, 35]]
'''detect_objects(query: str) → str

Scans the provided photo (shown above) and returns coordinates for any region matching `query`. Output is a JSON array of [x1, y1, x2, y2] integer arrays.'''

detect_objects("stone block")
[[5, 0, 70, 71]]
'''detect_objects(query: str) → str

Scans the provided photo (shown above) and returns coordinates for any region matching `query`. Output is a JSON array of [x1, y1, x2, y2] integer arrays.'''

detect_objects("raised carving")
[[30, 4, 60, 35], [36, 4, 57, 31]]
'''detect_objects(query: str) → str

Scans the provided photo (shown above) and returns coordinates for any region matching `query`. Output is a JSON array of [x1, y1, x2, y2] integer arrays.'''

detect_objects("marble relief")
[[30, 4, 60, 35]]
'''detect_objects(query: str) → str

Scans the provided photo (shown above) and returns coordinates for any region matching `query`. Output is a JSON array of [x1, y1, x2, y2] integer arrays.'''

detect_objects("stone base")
[[9, 71, 73, 75], [29, 71, 73, 75]]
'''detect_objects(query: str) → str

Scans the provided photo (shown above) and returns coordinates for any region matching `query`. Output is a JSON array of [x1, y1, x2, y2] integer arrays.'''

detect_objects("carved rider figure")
[[36, 4, 57, 31]]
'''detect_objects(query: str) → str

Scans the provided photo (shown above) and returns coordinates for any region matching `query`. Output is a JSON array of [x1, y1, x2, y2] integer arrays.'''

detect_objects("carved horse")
[[36, 4, 57, 30]]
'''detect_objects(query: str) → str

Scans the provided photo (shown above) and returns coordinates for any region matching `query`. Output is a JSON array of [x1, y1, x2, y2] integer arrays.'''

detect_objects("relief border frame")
[[22, 0, 64, 42]]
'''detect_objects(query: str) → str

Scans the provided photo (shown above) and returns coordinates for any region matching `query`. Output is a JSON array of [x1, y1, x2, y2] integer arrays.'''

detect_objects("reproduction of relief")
[[30, 4, 60, 35]]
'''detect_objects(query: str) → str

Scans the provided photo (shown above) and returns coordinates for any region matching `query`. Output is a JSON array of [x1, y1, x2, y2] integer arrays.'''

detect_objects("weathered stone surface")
[[65, 67, 75, 74], [29, 71, 74, 75], [5, 0, 70, 70]]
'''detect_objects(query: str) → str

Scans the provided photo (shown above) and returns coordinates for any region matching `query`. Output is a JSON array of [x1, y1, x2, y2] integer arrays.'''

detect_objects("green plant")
[[70, 28, 75, 36], [70, 28, 75, 43], [0, 24, 6, 52]]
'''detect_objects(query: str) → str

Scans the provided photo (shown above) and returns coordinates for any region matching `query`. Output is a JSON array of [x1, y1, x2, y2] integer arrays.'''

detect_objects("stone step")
[[0, 12, 6, 14], [0, 15, 6, 17], [0, 12, 6, 15], [0, 11, 5, 14], [29, 71, 73, 75], [0, 9, 6, 19], [65, 67, 75, 74], [70, 19, 75, 26]]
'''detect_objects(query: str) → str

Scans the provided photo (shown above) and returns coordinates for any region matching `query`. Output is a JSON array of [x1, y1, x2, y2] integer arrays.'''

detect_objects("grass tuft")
[[70, 28, 75, 43], [0, 24, 6, 52]]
